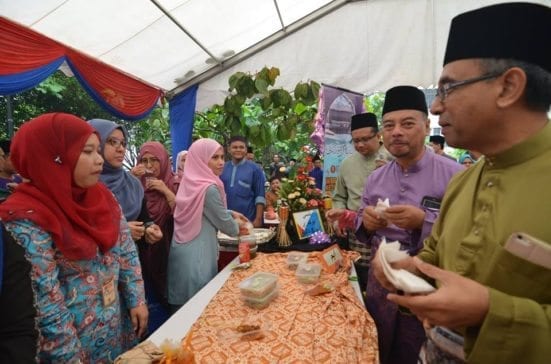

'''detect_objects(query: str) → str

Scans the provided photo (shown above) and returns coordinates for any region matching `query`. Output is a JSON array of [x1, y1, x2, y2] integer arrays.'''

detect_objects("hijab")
[[0, 113, 120, 260], [88, 119, 144, 221], [173, 139, 226, 243], [137, 141, 177, 228], [176, 150, 188, 177]]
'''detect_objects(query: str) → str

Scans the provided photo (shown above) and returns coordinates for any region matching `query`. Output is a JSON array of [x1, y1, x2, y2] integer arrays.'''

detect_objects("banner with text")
[[316, 84, 365, 194]]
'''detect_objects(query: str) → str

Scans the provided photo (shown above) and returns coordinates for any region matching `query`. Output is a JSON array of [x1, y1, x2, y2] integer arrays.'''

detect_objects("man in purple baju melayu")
[[355, 86, 462, 364]]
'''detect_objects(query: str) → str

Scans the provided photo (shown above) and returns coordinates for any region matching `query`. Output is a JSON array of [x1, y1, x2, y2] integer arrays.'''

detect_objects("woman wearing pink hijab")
[[167, 138, 246, 311]]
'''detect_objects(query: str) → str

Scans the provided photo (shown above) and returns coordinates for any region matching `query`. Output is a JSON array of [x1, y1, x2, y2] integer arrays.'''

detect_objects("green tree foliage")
[[193, 66, 320, 168], [1, 68, 321, 172], [364, 92, 385, 123]]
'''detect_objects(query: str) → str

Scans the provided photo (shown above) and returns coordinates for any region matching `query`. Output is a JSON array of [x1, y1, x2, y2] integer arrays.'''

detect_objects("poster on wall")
[[311, 84, 365, 194]]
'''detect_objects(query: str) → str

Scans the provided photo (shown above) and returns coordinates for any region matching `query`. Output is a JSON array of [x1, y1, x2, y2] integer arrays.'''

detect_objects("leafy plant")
[[193, 66, 320, 167]]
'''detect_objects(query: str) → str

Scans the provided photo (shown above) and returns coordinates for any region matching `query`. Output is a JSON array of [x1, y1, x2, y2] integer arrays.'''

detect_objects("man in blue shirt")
[[221, 136, 266, 227], [308, 155, 323, 190]]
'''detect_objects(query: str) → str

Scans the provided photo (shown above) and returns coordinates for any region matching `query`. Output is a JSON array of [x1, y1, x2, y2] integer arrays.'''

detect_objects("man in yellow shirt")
[[373, 3, 551, 363]]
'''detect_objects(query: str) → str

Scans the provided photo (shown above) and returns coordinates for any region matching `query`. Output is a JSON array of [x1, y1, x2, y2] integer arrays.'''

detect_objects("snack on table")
[[241, 285, 279, 309], [238, 272, 278, 299], [235, 324, 264, 341], [159, 334, 195, 364], [305, 281, 335, 296], [286, 251, 309, 270], [241, 331, 265, 341], [236, 324, 261, 333], [295, 262, 322, 284], [265, 206, 277, 220]]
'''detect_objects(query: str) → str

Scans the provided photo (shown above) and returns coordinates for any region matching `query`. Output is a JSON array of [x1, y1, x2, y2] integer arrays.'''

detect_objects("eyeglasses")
[[436, 72, 503, 102], [106, 137, 127, 149], [351, 134, 377, 145], [141, 157, 160, 165]]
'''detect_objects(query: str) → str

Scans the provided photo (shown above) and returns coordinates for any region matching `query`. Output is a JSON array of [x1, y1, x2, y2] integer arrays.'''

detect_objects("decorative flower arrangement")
[[276, 165, 332, 243], [277, 167, 324, 213]]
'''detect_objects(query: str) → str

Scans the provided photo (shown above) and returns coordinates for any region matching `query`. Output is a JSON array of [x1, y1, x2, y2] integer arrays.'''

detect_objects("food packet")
[[305, 281, 335, 296], [158, 334, 195, 364], [374, 198, 390, 218]]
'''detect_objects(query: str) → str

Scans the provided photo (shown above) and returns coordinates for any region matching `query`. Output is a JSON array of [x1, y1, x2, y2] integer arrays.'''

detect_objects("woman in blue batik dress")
[[0, 113, 147, 362]]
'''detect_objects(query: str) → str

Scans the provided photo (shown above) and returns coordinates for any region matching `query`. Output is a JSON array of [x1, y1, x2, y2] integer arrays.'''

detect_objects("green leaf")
[[236, 75, 256, 98], [228, 72, 247, 91], [270, 89, 292, 108], [267, 67, 280, 85], [260, 96, 272, 110], [294, 82, 308, 100], [255, 78, 269, 94], [293, 102, 307, 115], [249, 125, 260, 138]]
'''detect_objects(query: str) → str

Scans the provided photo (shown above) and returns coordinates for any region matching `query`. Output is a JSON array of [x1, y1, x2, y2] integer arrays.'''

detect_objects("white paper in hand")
[[374, 198, 390, 217], [378, 238, 435, 294]]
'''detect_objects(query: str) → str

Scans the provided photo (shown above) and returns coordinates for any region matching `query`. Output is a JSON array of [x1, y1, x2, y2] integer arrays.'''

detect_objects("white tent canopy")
[[1, 0, 549, 111]]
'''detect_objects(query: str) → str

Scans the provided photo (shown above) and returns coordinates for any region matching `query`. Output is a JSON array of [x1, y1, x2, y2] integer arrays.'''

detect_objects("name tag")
[[421, 196, 441, 210], [102, 277, 116, 307]]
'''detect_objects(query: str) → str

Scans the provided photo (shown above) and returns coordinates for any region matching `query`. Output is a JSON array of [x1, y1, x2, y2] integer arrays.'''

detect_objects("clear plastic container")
[[241, 285, 279, 309], [286, 252, 309, 270], [250, 244, 258, 259], [238, 272, 278, 299], [295, 262, 322, 284]]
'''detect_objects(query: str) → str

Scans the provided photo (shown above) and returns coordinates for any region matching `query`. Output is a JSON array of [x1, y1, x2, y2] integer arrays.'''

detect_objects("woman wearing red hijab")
[[136, 141, 178, 331], [0, 113, 147, 362]]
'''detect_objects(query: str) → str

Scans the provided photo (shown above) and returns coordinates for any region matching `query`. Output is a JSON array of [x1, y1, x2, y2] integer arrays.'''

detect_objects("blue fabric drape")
[[169, 84, 198, 170], [0, 57, 65, 95]]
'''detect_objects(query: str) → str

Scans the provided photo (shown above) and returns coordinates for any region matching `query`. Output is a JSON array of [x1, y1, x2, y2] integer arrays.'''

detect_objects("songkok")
[[444, 2, 551, 72], [350, 113, 378, 131], [382, 86, 427, 116], [429, 135, 445, 146]]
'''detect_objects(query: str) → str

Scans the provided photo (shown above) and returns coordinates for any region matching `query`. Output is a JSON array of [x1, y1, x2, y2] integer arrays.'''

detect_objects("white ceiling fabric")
[[1, 0, 549, 111]]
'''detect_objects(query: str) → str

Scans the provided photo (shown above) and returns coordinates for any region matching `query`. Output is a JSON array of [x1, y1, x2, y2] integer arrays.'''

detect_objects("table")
[[149, 256, 238, 347], [149, 251, 378, 363]]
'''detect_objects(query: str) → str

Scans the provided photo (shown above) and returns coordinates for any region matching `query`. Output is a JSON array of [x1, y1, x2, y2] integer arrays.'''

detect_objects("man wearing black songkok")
[[326, 113, 392, 293], [378, 3, 551, 363]]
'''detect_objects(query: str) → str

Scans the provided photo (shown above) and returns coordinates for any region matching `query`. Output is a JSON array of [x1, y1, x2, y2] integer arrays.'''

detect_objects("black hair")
[[0, 139, 11, 155], [228, 135, 248, 145], [429, 135, 445, 148]]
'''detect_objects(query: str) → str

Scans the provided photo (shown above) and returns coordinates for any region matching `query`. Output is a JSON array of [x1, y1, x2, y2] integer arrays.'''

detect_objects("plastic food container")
[[241, 285, 279, 309], [238, 272, 278, 299], [250, 244, 258, 259], [295, 262, 322, 284], [286, 252, 309, 270]]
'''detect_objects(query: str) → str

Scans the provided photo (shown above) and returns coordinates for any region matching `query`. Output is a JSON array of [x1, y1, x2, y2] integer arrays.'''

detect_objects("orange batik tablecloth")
[[183, 251, 379, 363]]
